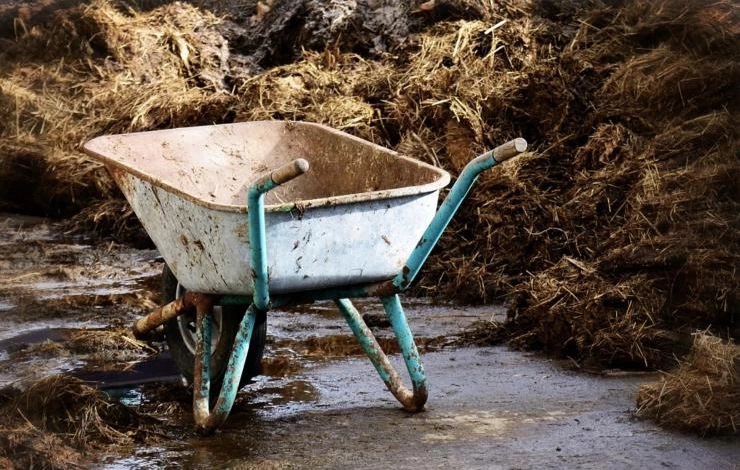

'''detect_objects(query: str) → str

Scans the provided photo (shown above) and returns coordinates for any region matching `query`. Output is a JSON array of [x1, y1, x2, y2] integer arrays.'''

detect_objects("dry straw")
[[636, 332, 739, 435], [1, 0, 236, 216], [0, 375, 142, 468]]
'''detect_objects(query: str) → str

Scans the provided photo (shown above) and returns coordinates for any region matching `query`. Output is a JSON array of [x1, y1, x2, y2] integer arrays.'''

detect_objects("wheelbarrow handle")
[[247, 158, 309, 311], [392, 137, 527, 290], [252, 158, 310, 193]]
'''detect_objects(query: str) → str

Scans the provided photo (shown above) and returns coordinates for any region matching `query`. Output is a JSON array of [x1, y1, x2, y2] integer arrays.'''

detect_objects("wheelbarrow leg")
[[335, 297, 427, 411], [191, 160, 310, 433], [380, 294, 427, 405], [192, 300, 260, 433]]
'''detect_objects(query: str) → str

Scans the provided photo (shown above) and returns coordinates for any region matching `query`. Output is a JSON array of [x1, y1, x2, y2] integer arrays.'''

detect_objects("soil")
[[0, 213, 737, 469]]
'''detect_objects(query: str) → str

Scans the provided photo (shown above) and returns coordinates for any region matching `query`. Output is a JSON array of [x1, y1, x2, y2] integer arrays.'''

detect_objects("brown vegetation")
[[0, 375, 161, 469], [636, 332, 739, 435], [0, 0, 236, 220], [232, 0, 739, 372]]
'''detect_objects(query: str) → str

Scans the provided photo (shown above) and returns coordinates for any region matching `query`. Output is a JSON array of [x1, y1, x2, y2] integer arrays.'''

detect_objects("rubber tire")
[[162, 264, 266, 390]]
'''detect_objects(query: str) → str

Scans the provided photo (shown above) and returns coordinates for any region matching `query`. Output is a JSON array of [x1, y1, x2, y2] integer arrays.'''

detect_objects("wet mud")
[[0, 213, 738, 469]]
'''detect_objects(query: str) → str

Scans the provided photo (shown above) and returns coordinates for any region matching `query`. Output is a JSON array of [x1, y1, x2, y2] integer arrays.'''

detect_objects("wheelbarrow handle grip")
[[251, 158, 310, 193], [492, 137, 527, 163], [271, 158, 310, 185]]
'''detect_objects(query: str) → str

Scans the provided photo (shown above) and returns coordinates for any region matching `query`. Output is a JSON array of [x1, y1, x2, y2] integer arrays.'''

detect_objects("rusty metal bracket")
[[132, 291, 212, 340]]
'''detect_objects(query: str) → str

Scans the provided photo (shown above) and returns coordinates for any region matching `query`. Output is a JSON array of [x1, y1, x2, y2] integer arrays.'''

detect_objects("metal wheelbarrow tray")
[[84, 121, 527, 433]]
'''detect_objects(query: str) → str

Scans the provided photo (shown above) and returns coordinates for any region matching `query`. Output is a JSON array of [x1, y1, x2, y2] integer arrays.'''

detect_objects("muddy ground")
[[0, 212, 738, 469]]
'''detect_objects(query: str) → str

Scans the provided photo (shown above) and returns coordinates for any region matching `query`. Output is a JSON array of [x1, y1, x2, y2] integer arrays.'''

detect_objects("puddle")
[[260, 355, 304, 377], [0, 214, 160, 313], [0, 214, 162, 389], [72, 353, 181, 388], [102, 447, 191, 470], [0, 318, 109, 342], [0, 325, 164, 388], [0, 328, 71, 351], [235, 377, 323, 418]]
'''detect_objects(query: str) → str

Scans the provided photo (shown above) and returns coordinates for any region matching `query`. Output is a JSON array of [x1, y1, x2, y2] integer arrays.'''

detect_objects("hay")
[[235, 49, 391, 143], [427, 0, 739, 369], [1, 328, 158, 373], [0, 373, 180, 468], [66, 327, 157, 354], [636, 332, 740, 435], [0, 424, 82, 470], [0, 375, 142, 468], [61, 198, 151, 243], [0, 0, 236, 223]]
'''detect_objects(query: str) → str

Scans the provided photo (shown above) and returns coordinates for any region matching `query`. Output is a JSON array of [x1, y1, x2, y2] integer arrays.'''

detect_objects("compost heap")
[[0, 0, 738, 434]]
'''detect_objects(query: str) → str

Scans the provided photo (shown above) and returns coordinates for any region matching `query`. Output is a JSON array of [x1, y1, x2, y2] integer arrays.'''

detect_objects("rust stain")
[[291, 202, 307, 218], [233, 223, 248, 240], [369, 280, 398, 297], [108, 166, 132, 192], [132, 291, 215, 339], [400, 265, 411, 286]]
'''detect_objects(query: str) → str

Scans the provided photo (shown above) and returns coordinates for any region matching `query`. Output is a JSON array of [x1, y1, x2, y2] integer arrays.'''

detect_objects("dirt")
[[117, 349, 739, 470], [0, 213, 159, 388], [0, 212, 738, 468]]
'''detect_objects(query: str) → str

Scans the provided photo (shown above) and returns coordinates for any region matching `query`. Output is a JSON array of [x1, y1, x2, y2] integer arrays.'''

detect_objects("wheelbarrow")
[[83, 121, 526, 433]]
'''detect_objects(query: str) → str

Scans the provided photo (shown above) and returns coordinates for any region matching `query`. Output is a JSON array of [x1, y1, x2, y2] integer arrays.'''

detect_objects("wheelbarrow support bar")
[[393, 138, 527, 290], [335, 296, 427, 411], [193, 299, 260, 432], [132, 291, 208, 340]]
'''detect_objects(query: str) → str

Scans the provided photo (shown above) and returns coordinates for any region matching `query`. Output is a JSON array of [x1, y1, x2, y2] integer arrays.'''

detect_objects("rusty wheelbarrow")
[[83, 121, 526, 433]]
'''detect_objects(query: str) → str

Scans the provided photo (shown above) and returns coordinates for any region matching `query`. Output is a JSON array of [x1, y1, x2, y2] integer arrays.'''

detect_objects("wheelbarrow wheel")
[[161, 265, 266, 391]]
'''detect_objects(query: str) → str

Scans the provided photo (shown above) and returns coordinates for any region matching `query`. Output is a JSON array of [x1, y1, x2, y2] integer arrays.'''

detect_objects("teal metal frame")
[[190, 139, 527, 433]]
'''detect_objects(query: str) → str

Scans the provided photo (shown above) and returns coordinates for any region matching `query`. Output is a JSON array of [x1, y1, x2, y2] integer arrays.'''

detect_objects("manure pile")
[[0, 0, 738, 431], [0, 0, 236, 221]]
